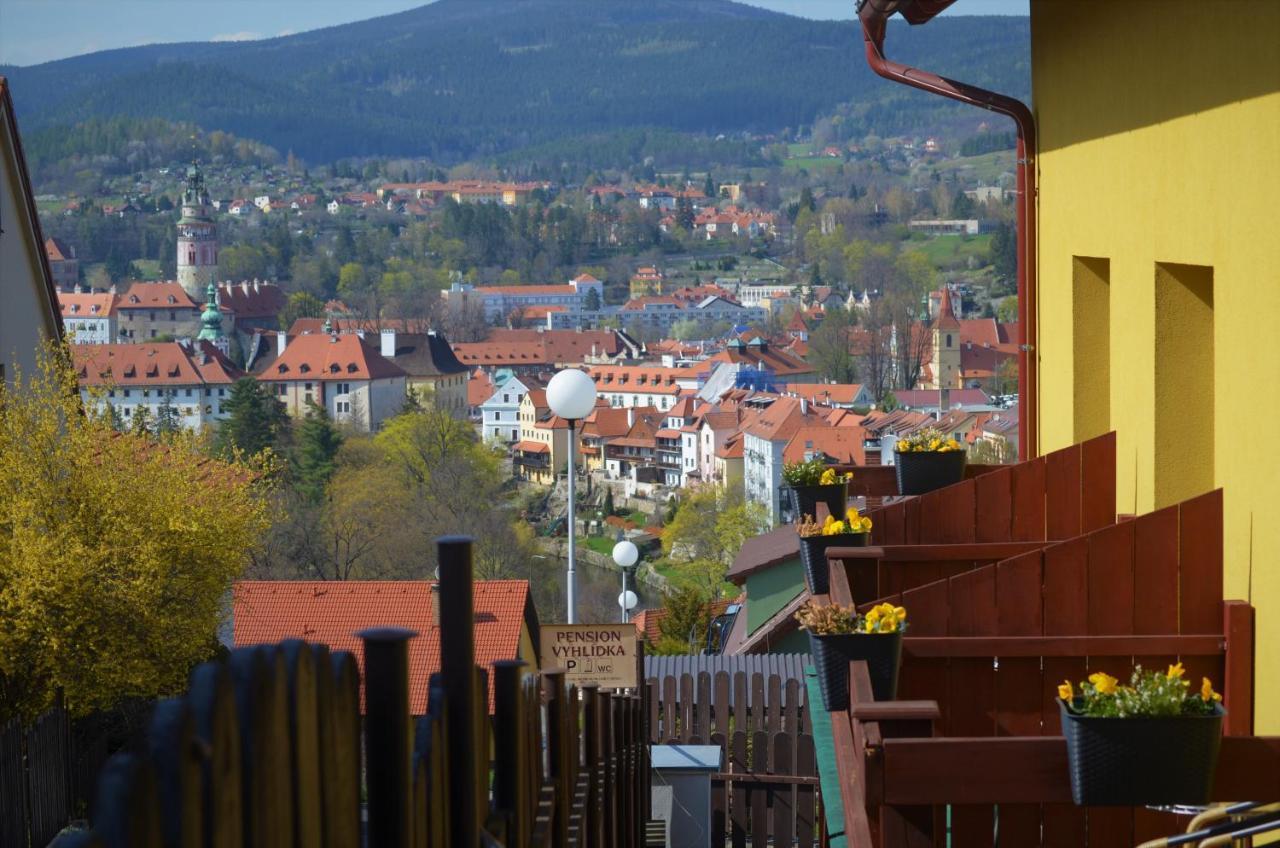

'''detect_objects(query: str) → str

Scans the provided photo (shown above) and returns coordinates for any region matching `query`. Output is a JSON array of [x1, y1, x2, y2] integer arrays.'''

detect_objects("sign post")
[[540, 624, 639, 690]]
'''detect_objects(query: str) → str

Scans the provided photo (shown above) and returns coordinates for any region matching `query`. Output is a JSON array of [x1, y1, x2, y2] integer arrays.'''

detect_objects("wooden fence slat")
[[1009, 456, 1047, 541], [795, 734, 817, 848], [946, 565, 997, 847], [732, 673, 748, 737], [1080, 432, 1117, 532], [711, 732, 728, 847], [897, 580, 950, 732], [750, 730, 769, 847], [783, 679, 800, 735], [281, 640, 323, 848], [730, 731, 749, 848], [1179, 489, 1224, 634], [714, 672, 731, 736], [994, 551, 1044, 846], [1040, 537, 1088, 848], [750, 674, 765, 735], [662, 675, 677, 742], [679, 675, 694, 744], [771, 732, 794, 848], [766, 675, 782, 736], [1045, 443, 1082, 539], [696, 672, 712, 742], [974, 466, 1013, 543]]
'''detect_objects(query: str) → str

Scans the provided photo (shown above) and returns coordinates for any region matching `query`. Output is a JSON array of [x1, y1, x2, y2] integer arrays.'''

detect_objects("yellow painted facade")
[[1032, 0, 1280, 728]]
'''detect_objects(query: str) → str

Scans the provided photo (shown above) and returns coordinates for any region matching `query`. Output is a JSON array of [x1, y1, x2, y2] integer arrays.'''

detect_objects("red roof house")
[[233, 580, 540, 714]]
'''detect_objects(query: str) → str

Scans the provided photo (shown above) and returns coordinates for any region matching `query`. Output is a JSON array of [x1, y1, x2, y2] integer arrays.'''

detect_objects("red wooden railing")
[[820, 434, 1273, 848]]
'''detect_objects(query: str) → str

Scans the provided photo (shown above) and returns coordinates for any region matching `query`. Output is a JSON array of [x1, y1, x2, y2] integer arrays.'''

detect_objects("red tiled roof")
[[514, 440, 550, 454], [72, 342, 244, 386], [118, 281, 199, 310], [452, 329, 622, 367], [782, 425, 867, 466], [59, 291, 117, 318], [934, 289, 961, 331], [232, 580, 534, 713], [783, 383, 867, 406], [44, 236, 73, 262], [468, 368, 495, 406], [260, 333, 406, 382], [217, 281, 286, 320]]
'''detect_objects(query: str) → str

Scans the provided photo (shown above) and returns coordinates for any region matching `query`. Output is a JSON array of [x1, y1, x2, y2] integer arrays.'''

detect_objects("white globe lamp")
[[618, 590, 638, 612], [547, 367, 598, 624], [547, 368, 598, 421], [612, 540, 639, 569]]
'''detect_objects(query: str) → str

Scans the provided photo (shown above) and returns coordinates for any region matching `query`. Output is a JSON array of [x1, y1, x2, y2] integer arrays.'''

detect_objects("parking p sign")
[[540, 624, 638, 689]]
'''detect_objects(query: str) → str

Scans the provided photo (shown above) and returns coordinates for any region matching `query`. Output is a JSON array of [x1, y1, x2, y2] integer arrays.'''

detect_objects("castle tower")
[[177, 161, 218, 300], [931, 288, 962, 390]]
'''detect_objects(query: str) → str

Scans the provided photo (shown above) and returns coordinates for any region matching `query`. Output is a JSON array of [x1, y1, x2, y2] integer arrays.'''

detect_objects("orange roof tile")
[[118, 281, 199, 310], [72, 342, 244, 386], [260, 333, 406, 382], [59, 291, 117, 317], [232, 580, 535, 714]]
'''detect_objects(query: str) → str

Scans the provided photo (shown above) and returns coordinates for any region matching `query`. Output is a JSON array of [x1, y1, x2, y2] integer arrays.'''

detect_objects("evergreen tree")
[[292, 402, 343, 504], [130, 405, 152, 436], [799, 186, 816, 213], [154, 393, 182, 437], [215, 377, 291, 458], [703, 173, 715, 199], [989, 222, 1017, 285], [604, 488, 615, 516], [583, 286, 602, 311], [676, 196, 695, 231]]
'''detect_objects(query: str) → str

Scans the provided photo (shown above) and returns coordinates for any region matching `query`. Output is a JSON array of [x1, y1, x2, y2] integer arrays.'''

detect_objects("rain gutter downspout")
[[858, 2, 1038, 459]]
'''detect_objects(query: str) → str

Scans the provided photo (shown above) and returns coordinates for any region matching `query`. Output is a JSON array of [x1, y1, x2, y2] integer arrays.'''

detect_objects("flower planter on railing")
[[1056, 665, 1226, 805], [782, 482, 848, 523], [797, 601, 906, 712], [893, 427, 967, 495], [798, 532, 867, 595]]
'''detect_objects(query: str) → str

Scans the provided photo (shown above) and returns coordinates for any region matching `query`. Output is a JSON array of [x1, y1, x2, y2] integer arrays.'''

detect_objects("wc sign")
[[540, 624, 638, 689]]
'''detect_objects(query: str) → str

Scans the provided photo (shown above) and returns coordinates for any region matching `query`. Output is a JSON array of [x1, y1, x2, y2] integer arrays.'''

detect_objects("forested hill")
[[1, 0, 1029, 163]]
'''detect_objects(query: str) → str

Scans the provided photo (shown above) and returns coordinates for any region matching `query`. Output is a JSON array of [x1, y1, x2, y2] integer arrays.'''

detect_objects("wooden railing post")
[[280, 640, 323, 847], [228, 646, 293, 846], [145, 698, 201, 847], [544, 670, 571, 847], [493, 660, 532, 846], [325, 651, 362, 847], [187, 660, 243, 848], [1223, 600, 1255, 736], [437, 535, 479, 848], [360, 627, 416, 848], [580, 684, 600, 848], [89, 753, 163, 848]]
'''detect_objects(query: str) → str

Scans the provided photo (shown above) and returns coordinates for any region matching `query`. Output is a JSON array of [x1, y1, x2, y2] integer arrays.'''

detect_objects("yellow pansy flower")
[[929, 438, 941, 450], [1166, 662, 1185, 680], [1088, 672, 1119, 695], [1058, 680, 1074, 701], [1200, 678, 1222, 702], [819, 468, 836, 485], [897, 440, 910, 452]]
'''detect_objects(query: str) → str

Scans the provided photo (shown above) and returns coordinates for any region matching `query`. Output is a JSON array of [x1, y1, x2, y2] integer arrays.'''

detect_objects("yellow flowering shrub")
[[1058, 663, 1222, 718], [795, 600, 906, 635], [0, 346, 271, 719], [895, 427, 964, 453]]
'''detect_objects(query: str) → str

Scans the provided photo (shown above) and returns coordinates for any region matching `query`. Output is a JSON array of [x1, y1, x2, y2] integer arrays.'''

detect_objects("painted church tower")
[[930, 288, 962, 390], [177, 162, 218, 300]]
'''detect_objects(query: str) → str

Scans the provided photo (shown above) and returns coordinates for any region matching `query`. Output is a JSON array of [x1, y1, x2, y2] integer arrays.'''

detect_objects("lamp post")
[[612, 536, 640, 624], [546, 368, 598, 624]]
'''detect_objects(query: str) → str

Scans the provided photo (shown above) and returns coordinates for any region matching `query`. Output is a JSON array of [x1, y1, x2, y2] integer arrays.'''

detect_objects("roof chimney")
[[627, 406, 635, 428], [380, 329, 396, 358], [277, 332, 287, 357], [800, 398, 808, 415]]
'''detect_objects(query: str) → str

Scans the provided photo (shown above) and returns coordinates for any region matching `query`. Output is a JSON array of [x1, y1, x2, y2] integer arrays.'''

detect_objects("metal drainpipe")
[[858, 5, 1039, 459]]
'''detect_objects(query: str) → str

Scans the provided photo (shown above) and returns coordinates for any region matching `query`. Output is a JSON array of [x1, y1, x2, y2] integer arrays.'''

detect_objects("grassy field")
[[131, 259, 163, 280], [909, 233, 993, 270], [578, 536, 618, 557], [932, 150, 1015, 185], [783, 156, 843, 173], [786, 142, 813, 157]]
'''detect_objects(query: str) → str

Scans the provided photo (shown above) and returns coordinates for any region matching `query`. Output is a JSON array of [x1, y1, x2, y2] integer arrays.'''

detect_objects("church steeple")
[[197, 282, 222, 342], [177, 159, 218, 300], [931, 289, 962, 390]]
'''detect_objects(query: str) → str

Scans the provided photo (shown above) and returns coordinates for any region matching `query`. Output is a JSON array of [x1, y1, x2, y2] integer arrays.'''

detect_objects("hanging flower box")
[[1056, 665, 1226, 805], [797, 601, 905, 711], [894, 427, 967, 495], [796, 510, 871, 595], [781, 460, 850, 522]]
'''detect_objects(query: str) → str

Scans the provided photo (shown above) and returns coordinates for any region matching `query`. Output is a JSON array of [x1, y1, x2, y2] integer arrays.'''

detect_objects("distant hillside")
[[1, 0, 1029, 163]]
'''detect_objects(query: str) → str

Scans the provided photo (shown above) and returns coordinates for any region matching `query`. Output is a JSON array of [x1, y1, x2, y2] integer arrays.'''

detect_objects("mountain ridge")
[[2, 0, 1029, 163]]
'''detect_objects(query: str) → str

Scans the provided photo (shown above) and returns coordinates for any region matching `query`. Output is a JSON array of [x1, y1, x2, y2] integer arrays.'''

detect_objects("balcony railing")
[[813, 433, 1277, 847]]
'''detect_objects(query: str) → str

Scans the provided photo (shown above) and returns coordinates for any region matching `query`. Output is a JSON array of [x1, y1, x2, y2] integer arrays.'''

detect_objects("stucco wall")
[[1032, 0, 1280, 727]]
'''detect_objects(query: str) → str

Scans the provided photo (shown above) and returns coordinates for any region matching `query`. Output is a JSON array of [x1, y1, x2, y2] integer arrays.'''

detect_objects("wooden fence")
[[648, 668, 826, 847], [2, 702, 71, 848], [49, 536, 651, 848]]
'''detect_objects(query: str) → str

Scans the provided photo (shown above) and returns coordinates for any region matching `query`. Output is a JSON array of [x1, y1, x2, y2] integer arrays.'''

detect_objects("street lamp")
[[547, 368, 598, 624], [612, 536, 640, 624]]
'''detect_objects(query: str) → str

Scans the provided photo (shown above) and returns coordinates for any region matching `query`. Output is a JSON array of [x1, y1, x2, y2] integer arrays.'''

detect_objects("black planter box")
[[808, 630, 902, 712], [894, 450, 967, 496], [782, 482, 848, 523], [798, 533, 868, 595], [1058, 699, 1225, 806]]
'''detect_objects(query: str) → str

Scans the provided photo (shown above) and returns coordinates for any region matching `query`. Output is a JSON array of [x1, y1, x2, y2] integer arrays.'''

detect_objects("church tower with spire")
[[930, 288, 962, 390], [177, 161, 218, 300]]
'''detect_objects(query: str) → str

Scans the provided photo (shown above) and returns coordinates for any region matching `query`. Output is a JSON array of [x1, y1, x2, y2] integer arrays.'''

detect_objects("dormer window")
[[277, 364, 288, 374], [167, 295, 176, 304], [300, 364, 311, 373], [129, 295, 139, 303], [70, 304, 80, 313], [347, 363, 357, 373]]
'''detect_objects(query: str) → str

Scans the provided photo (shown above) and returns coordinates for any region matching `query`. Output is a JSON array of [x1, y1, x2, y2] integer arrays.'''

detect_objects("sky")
[[0, 0, 1028, 67]]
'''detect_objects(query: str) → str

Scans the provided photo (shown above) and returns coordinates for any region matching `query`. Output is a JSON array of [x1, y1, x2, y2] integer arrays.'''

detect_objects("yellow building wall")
[[1032, 0, 1280, 729]]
